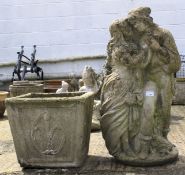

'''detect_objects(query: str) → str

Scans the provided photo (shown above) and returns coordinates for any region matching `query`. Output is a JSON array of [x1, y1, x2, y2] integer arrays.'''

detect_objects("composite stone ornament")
[[79, 65, 99, 93], [56, 81, 69, 93], [5, 92, 94, 168], [100, 7, 181, 166], [80, 65, 102, 131]]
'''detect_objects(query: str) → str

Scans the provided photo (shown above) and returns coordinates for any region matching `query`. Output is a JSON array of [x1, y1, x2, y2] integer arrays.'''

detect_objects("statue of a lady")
[[101, 18, 150, 161]]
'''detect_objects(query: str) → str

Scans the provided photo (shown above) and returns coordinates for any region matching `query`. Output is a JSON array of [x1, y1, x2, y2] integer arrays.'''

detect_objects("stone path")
[[1, 106, 185, 175]]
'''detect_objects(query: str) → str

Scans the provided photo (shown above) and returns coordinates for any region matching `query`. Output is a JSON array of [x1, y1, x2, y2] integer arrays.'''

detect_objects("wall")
[[0, 0, 185, 79]]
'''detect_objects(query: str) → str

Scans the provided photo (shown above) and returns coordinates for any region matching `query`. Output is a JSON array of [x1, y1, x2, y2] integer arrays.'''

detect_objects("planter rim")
[[9, 84, 43, 88], [13, 80, 29, 85], [5, 92, 94, 104], [0, 91, 9, 95], [13, 80, 44, 85]]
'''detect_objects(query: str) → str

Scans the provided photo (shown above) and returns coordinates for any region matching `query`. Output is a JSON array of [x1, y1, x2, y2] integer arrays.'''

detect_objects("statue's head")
[[109, 19, 133, 39], [127, 7, 155, 33], [82, 66, 96, 86], [128, 7, 151, 18], [109, 20, 120, 38]]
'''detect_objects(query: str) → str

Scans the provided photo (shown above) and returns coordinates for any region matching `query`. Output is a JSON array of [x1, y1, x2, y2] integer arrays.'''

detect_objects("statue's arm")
[[160, 29, 181, 73]]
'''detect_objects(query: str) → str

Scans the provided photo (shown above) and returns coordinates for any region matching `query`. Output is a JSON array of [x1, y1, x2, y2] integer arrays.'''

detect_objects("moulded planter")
[[9, 81, 44, 97], [5, 92, 94, 168], [0, 91, 9, 117]]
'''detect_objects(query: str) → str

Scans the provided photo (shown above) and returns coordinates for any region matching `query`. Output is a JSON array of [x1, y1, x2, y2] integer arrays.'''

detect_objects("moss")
[[5, 92, 94, 105]]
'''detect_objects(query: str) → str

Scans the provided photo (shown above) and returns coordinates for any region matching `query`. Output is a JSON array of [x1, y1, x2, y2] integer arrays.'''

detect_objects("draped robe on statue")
[[100, 46, 150, 157]]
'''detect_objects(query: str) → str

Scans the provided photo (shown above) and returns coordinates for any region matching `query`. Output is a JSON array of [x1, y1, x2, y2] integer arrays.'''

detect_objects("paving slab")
[[1, 106, 185, 175]]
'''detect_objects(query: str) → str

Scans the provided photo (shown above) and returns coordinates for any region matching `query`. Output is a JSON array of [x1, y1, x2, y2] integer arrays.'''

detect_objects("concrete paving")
[[1, 106, 185, 175]]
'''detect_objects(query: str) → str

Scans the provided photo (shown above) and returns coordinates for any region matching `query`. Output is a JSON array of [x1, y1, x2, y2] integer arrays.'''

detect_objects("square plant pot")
[[5, 92, 94, 168]]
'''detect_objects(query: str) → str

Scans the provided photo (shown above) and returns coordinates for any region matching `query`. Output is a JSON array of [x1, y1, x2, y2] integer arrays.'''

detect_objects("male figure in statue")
[[127, 7, 181, 158]]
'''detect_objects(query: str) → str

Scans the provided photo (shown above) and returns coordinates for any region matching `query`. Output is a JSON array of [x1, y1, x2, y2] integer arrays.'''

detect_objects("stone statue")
[[100, 7, 181, 166], [79, 66, 99, 93], [79, 66, 101, 131], [56, 81, 69, 93]]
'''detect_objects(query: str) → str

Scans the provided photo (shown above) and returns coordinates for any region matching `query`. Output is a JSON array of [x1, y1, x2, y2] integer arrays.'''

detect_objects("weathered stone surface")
[[9, 81, 44, 97], [173, 79, 185, 105], [79, 66, 99, 93], [101, 7, 181, 166], [79, 66, 101, 131], [5, 92, 94, 168], [56, 81, 69, 93]]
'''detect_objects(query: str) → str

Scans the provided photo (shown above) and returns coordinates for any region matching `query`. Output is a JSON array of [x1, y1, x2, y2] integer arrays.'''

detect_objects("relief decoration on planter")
[[31, 111, 65, 155]]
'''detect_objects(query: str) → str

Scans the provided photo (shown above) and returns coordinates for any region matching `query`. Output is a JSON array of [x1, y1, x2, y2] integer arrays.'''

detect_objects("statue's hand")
[[150, 39, 160, 51]]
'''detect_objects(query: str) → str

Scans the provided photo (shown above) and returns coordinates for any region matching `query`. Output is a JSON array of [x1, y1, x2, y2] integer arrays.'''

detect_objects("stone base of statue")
[[115, 147, 178, 166]]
